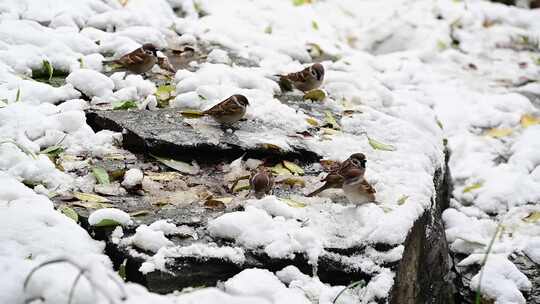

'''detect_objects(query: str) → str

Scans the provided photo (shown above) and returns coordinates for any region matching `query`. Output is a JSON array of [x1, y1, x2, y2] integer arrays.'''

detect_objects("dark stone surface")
[[86, 109, 321, 164]]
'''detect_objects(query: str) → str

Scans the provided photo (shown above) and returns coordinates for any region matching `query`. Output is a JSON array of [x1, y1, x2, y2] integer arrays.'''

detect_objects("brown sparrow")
[[249, 167, 274, 199], [341, 167, 376, 204], [278, 63, 325, 92], [109, 43, 158, 74], [203, 94, 249, 125], [307, 153, 367, 197]]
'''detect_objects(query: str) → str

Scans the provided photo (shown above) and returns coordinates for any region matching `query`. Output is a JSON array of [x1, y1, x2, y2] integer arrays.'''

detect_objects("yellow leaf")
[[281, 198, 307, 208], [523, 211, 540, 223], [463, 182, 483, 193], [367, 136, 396, 151], [232, 179, 250, 192], [207, 197, 233, 204], [130, 210, 152, 217], [151, 154, 200, 175], [321, 127, 340, 135], [324, 111, 341, 130], [145, 171, 182, 181], [283, 160, 304, 175], [278, 176, 306, 187], [520, 114, 540, 128], [306, 117, 319, 126], [485, 128, 513, 138], [72, 192, 110, 203], [303, 89, 326, 101], [71, 201, 113, 209], [272, 163, 291, 176], [260, 143, 282, 150], [180, 110, 205, 118]]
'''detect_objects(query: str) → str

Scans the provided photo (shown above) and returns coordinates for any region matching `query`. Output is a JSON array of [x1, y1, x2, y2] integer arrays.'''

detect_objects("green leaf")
[[43, 60, 54, 81], [463, 182, 483, 193], [397, 195, 409, 205], [93, 218, 122, 227], [151, 154, 200, 174], [437, 40, 448, 51], [155, 85, 175, 101], [367, 136, 396, 151], [293, 0, 312, 5], [78, 58, 85, 69], [282, 160, 304, 175], [60, 206, 79, 223], [130, 210, 152, 217], [311, 20, 319, 30], [92, 167, 110, 185], [264, 25, 272, 34], [324, 111, 341, 130], [118, 259, 127, 280], [271, 163, 291, 176], [15, 88, 21, 102], [303, 89, 327, 101], [40, 145, 64, 158], [72, 192, 110, 203], [113, 100, 138, 110], [0, 100, 6, 108]]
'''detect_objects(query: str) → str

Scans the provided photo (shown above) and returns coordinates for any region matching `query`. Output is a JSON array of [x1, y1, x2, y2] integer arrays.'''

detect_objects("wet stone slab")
[[86, 108, 321, 163]]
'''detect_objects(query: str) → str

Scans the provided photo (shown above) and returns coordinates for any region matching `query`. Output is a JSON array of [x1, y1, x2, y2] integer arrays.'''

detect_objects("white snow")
[[88, 208, 132, 226], [1, 0, 539, 303], [122, 168, 144, 188]]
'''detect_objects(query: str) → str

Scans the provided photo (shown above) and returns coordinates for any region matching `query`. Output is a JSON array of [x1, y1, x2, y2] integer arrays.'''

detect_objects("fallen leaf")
[[180, 109, 205, 118], [40, 145, 64, 158], [93, 219, 122, 227], [232, 179, 250, 192], [397, 195, 409, 205], [260, 143, 282, 150], [303, 89, 327, 101], [311, 20, 319, 30], [324, 111, 341, 130], [151, 154, 200, 175], [272, 163, 291, 176], [485, 128, 513, 138], [92, 167, 110, 185], [367, 136, 396, 151], [113, 100, 137, 110], [278, 176, 306, 187], [283, 160, 304, 175], [520, 114, 540, 128], [155, 85, 175, 101], [306, 117, 319, 126], [130, 210, 152, 217], [523, 211, 540, 223], [281, 198, 307, 208], [72, 192, 110, 203], [60, 206, 78, 222], [292, 0, 313, 6], [463, 182, 483, 193], [71, 201, 113, 209], [43, 60, 54, 81], [16, 88, 21, 102], [145, 171, 182, 181]]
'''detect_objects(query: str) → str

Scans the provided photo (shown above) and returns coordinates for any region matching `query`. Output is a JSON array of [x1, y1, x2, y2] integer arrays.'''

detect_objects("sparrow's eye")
[[311, 69, 317, 77]]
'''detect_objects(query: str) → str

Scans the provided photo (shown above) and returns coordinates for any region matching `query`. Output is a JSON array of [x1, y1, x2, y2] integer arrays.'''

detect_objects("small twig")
[[474, 223, 502, 303]]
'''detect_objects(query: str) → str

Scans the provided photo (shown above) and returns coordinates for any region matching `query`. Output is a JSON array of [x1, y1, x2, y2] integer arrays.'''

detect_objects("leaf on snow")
[[93, 218, 122, 227], [397, 195, 409, 205], [485, 128, 513, 138], [324, 111, 341, 130], [303, 89, 327, 101], [523, 211, 540, 223], [367, 136, 396, 151], [281, 198, 307, 208], [520, 114, 540, 128], [462, 182, 483, 193], [155, 85, 175, 101], [180, 109, 205, 118]]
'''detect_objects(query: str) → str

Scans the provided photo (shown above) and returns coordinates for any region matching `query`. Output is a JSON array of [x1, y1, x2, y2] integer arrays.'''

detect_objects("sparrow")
[[108, 43, 158, 74], [341, 167, 376, 204], [249, 167, 274, 199], [278, 63, 325, 92], [202, 94, 250, 125], [306, 153, 367, 197]]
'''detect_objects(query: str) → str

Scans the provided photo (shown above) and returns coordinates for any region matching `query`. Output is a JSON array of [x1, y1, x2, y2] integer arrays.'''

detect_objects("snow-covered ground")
[[0, 0, 539, 303]]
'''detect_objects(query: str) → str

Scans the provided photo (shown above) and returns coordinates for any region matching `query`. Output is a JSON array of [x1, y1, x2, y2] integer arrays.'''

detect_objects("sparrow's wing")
[[116, 48, 147, 65], [284, 69, 309, 83], [203, 99, 243, 116], [360, 180, 376, 194]]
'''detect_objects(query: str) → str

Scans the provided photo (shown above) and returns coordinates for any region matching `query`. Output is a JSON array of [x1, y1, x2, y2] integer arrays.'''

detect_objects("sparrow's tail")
[[306, 184, 330, 197], [180, 110, 205, 118]]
